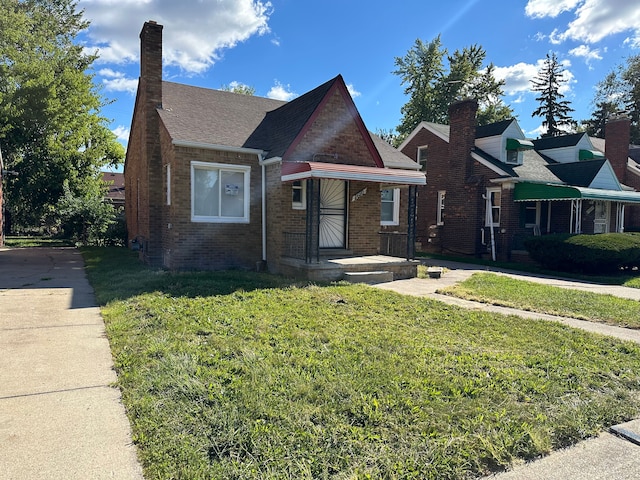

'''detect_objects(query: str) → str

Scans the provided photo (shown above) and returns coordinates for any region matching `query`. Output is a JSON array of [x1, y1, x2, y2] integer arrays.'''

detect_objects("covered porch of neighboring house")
[[277, 161, 425, 283], [508, 182, 640, 257]]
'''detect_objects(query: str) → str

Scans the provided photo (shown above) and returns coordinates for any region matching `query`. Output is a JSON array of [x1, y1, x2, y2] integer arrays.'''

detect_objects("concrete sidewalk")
[[375, 259, 640, 479], [0, 247, 144, 480]]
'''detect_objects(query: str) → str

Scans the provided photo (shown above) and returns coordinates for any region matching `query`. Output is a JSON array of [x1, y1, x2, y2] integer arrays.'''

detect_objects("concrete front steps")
[[342, 270, 394, 284]]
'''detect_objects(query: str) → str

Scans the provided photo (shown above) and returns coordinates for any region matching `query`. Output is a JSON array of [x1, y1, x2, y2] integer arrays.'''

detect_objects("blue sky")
[[76, 0, 640, 161]]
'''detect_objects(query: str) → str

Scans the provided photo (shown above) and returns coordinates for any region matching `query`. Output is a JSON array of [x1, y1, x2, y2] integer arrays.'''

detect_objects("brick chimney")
[[605, 115, 630, 183], [443, 99, 479, 255], [449, 99, 478, 181], [125, 21, 164, 266]]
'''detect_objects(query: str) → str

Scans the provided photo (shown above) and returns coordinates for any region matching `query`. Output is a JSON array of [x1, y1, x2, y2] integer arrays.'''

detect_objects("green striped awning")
[[514, 182, 640, 204], [506, 138, 534, 150], [579, 149, 605, 160]]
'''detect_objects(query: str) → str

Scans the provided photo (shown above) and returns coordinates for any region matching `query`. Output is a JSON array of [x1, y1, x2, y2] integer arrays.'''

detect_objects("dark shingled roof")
[[475, 119, 514, 139], [533, 133, 586, 150], [158, 81, 286, 148], [244, 76, 337, 157], [546, 159, 607, 187], [156, 75, 419, 170]]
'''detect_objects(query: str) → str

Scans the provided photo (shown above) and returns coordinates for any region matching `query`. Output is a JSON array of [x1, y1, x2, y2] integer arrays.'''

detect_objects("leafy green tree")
[[393, 36, 512, 139], [582, 54, 640, 143], [582, 71, 623, 138], [0, 0, 124, 231], [220, 83, 256, 95], [531, 53, 575, 137], [55, 180, 115, 245], [621, 54, 640, 144]]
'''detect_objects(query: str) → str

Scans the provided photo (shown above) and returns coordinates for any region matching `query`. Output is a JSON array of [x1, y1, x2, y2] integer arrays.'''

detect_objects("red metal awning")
[[280, 161, 426, 185]]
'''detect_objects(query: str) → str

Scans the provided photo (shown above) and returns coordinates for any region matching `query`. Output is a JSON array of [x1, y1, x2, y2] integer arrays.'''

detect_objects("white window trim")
[[292, 180, 306, 210], [190, 161, 251, 223], [165, 164, 171, 206], [381, 188, 400, 226], [437, 190, 445, 225], [417, 145, 428, 172], [524, 201, 541, 228], [485, 187, 501, 227]]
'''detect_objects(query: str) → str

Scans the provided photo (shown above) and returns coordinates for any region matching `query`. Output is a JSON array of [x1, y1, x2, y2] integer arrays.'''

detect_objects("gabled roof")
[[532, 133, 587, 150], [157, 75, 412, 171], [547, 159, 607, 187], [158, 81, 285, 149], [475, 119, 514, 139]]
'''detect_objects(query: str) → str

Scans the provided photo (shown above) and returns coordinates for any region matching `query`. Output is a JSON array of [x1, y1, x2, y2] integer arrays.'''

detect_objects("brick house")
[[400, 99, 640, 262], [125, 21, 425, 281], [101, 171, 125, 211]]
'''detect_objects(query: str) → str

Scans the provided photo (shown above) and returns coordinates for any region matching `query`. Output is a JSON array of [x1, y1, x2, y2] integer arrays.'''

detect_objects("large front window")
[[191, 161, 250, 223]]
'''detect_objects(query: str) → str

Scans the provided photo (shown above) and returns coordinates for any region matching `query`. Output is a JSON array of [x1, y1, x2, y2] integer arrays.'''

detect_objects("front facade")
[[125, 22, 424, 278], [400, 99, 640, 262]]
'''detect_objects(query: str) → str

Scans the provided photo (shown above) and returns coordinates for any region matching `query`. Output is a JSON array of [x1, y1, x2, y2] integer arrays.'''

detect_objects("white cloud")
[[525, 0, 640, 44], [99, 69, 139, 94], [568, 44, 602, 67], [112, 125, 130, 143], [493, 62, 541, 95], [346, 83, 361, 98], [494, 57, 575, 97], [267, 81, 297, 101], [525, 0, 582, 19], [78, 0, 273, 73]]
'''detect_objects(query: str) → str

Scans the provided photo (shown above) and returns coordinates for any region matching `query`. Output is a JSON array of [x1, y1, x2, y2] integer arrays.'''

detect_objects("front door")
[[319, 179, 346, 248], [594, 201, 610, 233]]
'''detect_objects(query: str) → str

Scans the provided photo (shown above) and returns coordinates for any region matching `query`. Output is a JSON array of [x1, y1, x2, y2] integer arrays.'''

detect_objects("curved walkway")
[[0, 247, 143, 480], [374, 259, 640, 480]]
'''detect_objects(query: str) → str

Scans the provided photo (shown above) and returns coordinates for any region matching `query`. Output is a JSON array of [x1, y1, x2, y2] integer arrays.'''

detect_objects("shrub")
[[524, 233, 640, 273]]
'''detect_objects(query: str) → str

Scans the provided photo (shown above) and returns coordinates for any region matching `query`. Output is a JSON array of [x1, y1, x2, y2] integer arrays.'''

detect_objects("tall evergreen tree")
[[393, 36, 512, 141], [531, 53, 575, 137], [0, 0, 123, 230], [621, 54, 640, 144]]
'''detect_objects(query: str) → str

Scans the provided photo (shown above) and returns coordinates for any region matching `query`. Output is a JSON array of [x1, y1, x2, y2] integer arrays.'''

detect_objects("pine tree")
[[531, 53, 575, 137]]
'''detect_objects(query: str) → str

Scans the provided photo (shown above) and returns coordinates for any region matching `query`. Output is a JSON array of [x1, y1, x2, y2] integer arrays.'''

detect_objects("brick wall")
[[347, 180, 381, 255], [161, 144, 263, 271], [286, 90, 379, 167], [605, 116, 631, 183]]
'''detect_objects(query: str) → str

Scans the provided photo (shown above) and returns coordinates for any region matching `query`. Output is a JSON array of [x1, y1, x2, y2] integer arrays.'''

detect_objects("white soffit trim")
[[173, 139, 265, 156]]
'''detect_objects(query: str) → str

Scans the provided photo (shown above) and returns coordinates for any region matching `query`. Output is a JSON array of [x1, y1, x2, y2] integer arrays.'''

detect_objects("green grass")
[[3, 235, 73, 248], [83, 247, 640, 480], [438, 272, 640, 329]]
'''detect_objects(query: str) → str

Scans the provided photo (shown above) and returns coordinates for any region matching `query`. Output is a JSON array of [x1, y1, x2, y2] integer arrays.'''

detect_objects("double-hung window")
[[191, 161, 250, 223], [485, 188, 501, 227], [437, 190, 445, 225], [292, 180, 306, 210], [380, 188, 400, 226], [417, 146, 428, 172]]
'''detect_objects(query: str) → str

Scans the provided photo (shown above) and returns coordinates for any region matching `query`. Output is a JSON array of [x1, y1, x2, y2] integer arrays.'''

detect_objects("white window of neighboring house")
[[506, 149, 520, 165], [165, 164, 171, 206], [292, 180, 306, 210], [418, 146, 428, 172], [380, 188, 400, 226], [437, 190, 446, 225], [191, 161, 250, 223], [524, 201, 540, 228], [485, 188, 501, 227]]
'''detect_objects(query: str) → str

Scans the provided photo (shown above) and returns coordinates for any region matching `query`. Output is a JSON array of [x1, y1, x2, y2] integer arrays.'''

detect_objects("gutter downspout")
[[259, 154, 267, 264], [484, 193, 496, 262]]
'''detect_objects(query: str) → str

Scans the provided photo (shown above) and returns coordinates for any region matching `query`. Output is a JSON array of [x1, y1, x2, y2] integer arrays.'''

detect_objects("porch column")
[[570, 199, 583, 234], [305, 178, 320, 263], [406, 185, 417, 260]]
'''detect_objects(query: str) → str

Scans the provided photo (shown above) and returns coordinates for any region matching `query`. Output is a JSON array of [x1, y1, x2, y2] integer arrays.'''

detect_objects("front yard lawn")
[[438, 272, 640, 329], [83, 248, 640, 480]]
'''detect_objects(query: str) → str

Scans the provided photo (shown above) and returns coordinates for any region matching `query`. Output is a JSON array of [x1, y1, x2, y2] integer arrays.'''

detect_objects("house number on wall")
[[351, 188, 367, 202]]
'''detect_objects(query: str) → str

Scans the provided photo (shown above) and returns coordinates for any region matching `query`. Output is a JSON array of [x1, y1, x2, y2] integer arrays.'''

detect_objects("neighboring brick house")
[[125, 21, 424, 279], [101, 171, 125, 211], [400, 99, 640, 262]]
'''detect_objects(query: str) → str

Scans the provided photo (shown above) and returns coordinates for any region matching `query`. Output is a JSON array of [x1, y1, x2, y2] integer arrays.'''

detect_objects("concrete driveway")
[[0, 247, 143, 480]]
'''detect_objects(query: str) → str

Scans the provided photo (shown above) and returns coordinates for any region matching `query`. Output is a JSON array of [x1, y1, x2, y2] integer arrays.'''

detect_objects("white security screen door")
[[319, 179, 346, 248]]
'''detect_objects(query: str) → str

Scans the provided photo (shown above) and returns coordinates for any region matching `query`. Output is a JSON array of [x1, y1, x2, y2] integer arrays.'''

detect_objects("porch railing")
[[379, 232, 408, 258], [283, 232, 306, 260]]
